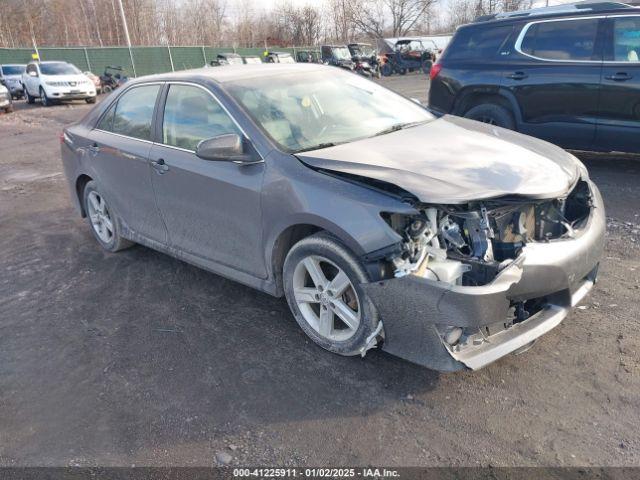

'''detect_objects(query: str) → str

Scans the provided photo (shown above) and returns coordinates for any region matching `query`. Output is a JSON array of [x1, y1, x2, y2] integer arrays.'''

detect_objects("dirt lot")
[[0, 73, 639, 467]]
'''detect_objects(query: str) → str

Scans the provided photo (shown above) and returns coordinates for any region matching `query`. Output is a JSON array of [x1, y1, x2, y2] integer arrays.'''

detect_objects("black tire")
[[464, 103, 516, 130], [85, 97, 96, 104], [82, 181, 134, 253], [399, 68, 407, 75], [25, 86, 35, 104], [4, 105, 13, 113], [283, 232, 381, 357], [40, 87, 52, 107]]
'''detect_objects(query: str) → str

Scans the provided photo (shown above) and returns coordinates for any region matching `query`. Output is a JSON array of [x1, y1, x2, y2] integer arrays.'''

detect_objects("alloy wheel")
[[87, 191, 114, 244], [292, 255, 361, 342]]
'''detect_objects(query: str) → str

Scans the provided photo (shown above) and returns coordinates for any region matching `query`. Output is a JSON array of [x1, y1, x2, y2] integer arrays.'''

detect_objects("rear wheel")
[[465, 103, 515, 130], [283, 232, 381, 357], [83, 181, 133, 252]]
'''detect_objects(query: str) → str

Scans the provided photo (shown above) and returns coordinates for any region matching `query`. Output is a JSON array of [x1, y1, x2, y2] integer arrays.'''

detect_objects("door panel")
[[503, 18, 604, 150], [89, 84, 167, 243], [90, 131, 167, 243], [149, 146, 266, 277], [595, 16, 640, 153], [149, 83, 266, 278]]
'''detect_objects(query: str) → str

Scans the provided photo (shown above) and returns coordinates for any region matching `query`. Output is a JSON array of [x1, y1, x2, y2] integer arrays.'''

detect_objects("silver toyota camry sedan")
[[61, 64, 605, 371]]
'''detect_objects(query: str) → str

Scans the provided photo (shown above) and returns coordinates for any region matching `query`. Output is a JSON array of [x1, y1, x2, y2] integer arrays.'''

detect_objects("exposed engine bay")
[[380, 180, 593, 287]]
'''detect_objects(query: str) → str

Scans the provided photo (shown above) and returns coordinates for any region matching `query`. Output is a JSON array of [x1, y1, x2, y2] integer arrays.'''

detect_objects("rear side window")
[[520, 18, 600, 61], [443, 25, 513, 61], [612, 16, 640, 62], [96, 104, 116, 131], [111, 85, 160, 141]]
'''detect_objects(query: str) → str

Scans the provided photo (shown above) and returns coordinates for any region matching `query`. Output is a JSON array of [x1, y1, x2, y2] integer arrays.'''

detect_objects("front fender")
[[261, 152, 416, 280]]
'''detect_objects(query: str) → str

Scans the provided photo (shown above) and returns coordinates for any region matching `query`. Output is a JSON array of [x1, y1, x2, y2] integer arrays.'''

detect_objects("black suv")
[[429, 1, 640, 154]]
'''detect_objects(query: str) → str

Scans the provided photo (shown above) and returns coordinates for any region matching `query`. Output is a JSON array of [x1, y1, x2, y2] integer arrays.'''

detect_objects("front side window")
[[162, 84, 240, 151], [225, 68, 433, 153], [112, 85, 160, 141], [520, 18, 600, 61], [612, 17, 640, 62]]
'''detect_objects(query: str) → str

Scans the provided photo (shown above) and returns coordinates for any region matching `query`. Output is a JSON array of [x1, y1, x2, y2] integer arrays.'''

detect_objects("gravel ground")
[[0, 73, 638, 467]]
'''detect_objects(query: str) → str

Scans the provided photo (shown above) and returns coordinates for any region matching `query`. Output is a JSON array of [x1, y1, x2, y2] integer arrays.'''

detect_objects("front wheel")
[[25, 86, 35, 104], [464, 103, 515, 130], [283, 232, 381, 357], [83, 181, 133, 252], [40, 87, 52, 107]]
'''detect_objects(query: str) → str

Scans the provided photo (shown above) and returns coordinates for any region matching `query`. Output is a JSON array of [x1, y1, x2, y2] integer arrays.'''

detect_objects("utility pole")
[[116, 0, 137, 76]]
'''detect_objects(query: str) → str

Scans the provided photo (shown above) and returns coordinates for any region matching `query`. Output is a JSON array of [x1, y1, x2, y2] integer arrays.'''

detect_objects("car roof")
[[472, 1, 638, 25], [127, 63, 327, 85]]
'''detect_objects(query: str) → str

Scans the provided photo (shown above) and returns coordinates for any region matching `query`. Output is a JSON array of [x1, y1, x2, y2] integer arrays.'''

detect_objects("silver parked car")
[[0, 63, 26, 99], [60, 64, 605, 371]]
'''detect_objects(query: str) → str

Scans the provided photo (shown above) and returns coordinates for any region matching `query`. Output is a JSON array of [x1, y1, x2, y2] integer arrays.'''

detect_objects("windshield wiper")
[[373, 120, 428, 137], [294, 142, 337, 153]]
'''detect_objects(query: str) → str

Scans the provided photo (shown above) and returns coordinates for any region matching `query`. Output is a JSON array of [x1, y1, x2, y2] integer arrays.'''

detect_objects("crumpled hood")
[[296, 115, 581, 204]]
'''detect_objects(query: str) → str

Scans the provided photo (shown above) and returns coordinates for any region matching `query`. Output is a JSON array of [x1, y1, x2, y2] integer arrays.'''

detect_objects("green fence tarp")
[[0, 46, 315, 76]]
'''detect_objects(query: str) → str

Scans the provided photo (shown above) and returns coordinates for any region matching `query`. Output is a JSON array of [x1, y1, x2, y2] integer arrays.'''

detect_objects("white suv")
[[22, 61, 97, 107]]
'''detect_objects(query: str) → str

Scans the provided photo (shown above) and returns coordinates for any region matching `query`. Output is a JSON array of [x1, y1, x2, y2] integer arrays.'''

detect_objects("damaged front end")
[[362, 179, 604, 371]]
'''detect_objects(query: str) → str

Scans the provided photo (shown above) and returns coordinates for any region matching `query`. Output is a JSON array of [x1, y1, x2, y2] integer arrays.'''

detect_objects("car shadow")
[[0, 208, 440, 458]]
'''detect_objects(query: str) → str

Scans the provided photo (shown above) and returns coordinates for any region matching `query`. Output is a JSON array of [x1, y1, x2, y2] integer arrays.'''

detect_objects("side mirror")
[[196, 133, 259, 164]]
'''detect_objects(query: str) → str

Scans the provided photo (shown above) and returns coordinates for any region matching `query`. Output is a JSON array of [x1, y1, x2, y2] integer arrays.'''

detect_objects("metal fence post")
[[128, 46, 137, 77], [201, 46, 206, 65], [83, 47, 92, 72], [167, 45, 175, 72]]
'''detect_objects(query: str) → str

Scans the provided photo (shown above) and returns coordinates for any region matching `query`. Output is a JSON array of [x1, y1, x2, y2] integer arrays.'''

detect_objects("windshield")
[[225, 69, 433, 153], [2, 65, 25, 75], [40, 63, 81, 75], [333, 47, 352, 60], [244, 56, 262, 64]]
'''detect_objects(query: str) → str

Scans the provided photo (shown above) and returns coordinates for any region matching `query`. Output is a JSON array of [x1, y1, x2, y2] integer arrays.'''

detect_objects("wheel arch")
[[75, 174, 93, 217], [269, 219, 368, 297], [453, 87, 522, 126]]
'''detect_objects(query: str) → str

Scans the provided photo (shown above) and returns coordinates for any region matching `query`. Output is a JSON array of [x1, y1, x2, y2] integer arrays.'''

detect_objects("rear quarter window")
[[519, 18, 600, 61], [443, 25, 514, 62]]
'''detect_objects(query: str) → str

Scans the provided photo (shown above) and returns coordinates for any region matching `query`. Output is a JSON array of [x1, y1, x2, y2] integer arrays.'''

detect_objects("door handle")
[[88, 142, 100, 155], [605, 72, 633, 82], [150, 158, 169, 174], [507, 71, 528, 80]]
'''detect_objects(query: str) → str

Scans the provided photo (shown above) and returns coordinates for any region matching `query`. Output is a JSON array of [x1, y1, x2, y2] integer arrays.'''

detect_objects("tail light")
[[429, 63, 442, 81]]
